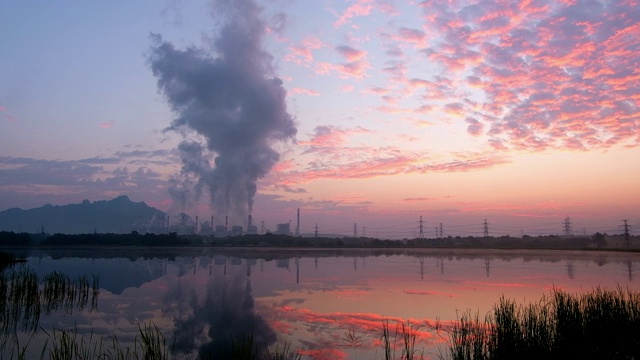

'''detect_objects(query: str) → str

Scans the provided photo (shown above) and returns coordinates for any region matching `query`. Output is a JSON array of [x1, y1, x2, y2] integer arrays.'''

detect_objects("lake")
[[3, 247, 640, 359]]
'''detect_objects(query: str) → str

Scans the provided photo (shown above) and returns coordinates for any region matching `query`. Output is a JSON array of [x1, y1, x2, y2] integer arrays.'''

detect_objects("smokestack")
[[225, 215, 228, 231], [295, 208, 300, 237], [248, 214, 253, 227], [195, 215, 198, 234]]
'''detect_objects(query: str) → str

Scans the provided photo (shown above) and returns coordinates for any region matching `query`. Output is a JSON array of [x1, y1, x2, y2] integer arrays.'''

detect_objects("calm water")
[[4, 247, 640, 359]]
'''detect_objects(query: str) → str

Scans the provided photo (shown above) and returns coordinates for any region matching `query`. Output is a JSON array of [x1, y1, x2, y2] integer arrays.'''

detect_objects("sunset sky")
[[1, 0, 638, 238]]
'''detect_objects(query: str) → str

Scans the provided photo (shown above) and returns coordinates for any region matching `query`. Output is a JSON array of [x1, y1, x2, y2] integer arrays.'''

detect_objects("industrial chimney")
[[295, 208, 300, 237]]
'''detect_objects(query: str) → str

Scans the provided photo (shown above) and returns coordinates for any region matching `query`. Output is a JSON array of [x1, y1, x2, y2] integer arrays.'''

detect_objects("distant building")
[[215, 225, 228, 237], [230, 225, 243, 236], [199, 221, 213, 236], [275, 223, 291, 235]]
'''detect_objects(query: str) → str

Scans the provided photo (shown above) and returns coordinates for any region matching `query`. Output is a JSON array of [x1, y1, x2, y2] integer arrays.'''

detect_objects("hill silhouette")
[[0, 195, 166, 234]]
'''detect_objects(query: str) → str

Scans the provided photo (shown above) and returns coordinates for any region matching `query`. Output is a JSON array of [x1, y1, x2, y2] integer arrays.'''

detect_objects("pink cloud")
[[271, 306, 439, 343], [0, 106, 16, 122], [339, 85, 354, 93], [285, 37, 326, 64], [462, 281, 526, 288], [394, 27, 427, 46], [278, 146, 507, 186], [465, 118, 484, 136], [98, 120, 115, 129], [333, 0, 375, 28], [299, 125, 369, 149], [413, 0, 640, 151], [444, 102, 465, 117], [412, 154, 510, 174], [310, 45, 371, 78], [290, 87, 320, 96], [336, 45, 367, 62], [403, 290, 459, 297], [298, 349, 347, 360], [402, 197, 435, 202]]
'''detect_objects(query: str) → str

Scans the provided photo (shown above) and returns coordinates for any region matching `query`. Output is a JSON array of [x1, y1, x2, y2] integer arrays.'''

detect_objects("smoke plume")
[[149, 0, 296, 224]]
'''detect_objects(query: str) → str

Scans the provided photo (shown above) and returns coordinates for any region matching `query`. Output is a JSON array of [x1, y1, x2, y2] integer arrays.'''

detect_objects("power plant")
[[165, 208, 302, 237]]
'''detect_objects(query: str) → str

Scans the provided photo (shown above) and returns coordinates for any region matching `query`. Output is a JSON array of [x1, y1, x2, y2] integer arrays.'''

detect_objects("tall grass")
[[447, 287, 640, 360], [0, 266, 100, 350], [37, 322, 173, 360], [264, 340, 302, 360], [381, 319, 424, 360]]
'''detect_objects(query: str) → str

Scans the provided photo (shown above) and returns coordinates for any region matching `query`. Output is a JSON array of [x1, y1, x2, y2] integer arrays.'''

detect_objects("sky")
[[0, 0, 639, 238]]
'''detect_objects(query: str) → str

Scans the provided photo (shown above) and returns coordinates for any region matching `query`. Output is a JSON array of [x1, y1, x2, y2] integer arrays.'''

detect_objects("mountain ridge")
[[0, 195, 167, 234]]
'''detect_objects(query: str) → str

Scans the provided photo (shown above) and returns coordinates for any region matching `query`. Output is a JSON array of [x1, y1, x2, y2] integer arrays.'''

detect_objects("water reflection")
[[0, 266, 99, 343], [485, 258, 491, 277], [567, 261, 575, 279], [3, 248, 640, 359], [170, 274, 276, 359]]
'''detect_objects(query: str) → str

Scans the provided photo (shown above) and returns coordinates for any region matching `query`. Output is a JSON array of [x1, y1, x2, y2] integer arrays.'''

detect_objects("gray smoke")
[[170, 274, 276, 357], [149, 0, 297, 223]]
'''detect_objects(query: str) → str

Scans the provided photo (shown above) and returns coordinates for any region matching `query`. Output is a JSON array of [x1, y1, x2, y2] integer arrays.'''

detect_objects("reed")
[[399, 321, 422, 360], [230, 332, 258, 360], [1, 267, 100, 355], [380, 320, 424, 360], [448, 311, 490, 360], [137, 321, 172, 360], [264, 340, 302, 360], [446, 287, 640, 360], [343, 329, 363, 359], [37, 321, 173, 360], [381, 319, 394, 360]]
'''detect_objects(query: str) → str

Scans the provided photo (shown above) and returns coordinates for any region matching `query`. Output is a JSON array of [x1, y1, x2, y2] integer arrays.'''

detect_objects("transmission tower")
[[563, 217, 572, 236], [483, 219, 489, 237], [623, 219, 630, 248], [439, 223, 444, 239], [353, 223, 357, 237], [418, 216, 425, 238], [315, 223, 318, 238]]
